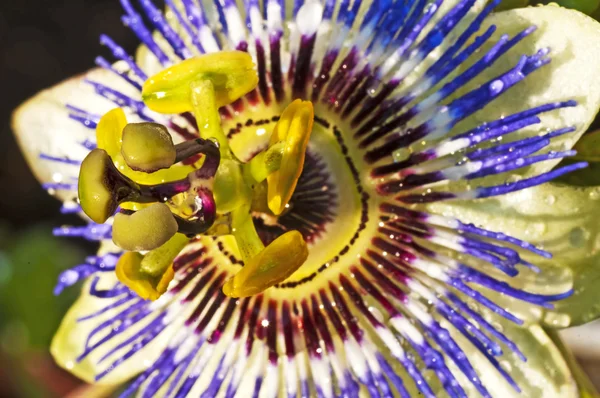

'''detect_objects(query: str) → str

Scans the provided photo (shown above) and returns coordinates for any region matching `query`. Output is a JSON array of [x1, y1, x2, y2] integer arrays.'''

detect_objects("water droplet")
[[544, 195, 556, 205], [499, 360, 512, 372], [424, 3, 437, 13], [393, 147, 412, 162], [543, 312, 571, 328], [489, 80, 504, 95], [491, 321, 503, 332], [368, 306, 384, 323], [569, 227, 589, 248], [529, 222, 547, 235], [590, 189, 600, 200]]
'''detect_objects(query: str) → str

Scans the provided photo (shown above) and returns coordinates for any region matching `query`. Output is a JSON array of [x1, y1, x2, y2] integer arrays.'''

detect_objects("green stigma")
[[78, 51, 314, 300]]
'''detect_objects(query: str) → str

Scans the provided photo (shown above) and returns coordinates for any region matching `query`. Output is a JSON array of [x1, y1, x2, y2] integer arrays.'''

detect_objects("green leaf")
[[552, 0, 600, 16], [0, 225, 84, 349]]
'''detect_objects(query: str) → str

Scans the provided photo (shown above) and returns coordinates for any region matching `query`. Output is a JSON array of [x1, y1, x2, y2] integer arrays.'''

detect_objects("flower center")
[[77, 52, 323, 300], [221, 107, 381, 292]]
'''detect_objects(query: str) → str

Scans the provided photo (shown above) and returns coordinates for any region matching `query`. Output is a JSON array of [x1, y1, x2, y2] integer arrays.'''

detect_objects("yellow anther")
[[115, 252, 175, 301], [112, 203, 178, 252], [96, 108, 194, 185], [141, 51, 258, 114], [223, 230, 308, 298], [78, 148, 119, 224], [267, 100, 314, 215], [96, 108, 126, 157], [231, 205, 265, 263], [121, 123, 176, 172]]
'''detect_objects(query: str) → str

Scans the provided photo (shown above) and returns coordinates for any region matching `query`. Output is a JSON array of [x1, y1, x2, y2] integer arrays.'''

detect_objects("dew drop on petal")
[[489, 80, 504, 95], [544, 194, 556, 205], [499, 360, 512, 373], [368, 306, 384, 323], [569, 226, 589, 248], [542, 312, 571, 328], [393, 147, 411, 163], [491, 321, 504, 333]]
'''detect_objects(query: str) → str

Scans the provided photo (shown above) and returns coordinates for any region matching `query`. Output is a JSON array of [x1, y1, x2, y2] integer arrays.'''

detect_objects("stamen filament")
[[190, 79, 230, 155], [140, 233, 189, 277], [231, 205, 265, 263]]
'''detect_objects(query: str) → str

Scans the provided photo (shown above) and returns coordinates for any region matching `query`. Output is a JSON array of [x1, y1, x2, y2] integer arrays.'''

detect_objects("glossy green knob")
[[112, 203, 178, 251], [121, 123, 176, 172], [78, 148, 120, 224]]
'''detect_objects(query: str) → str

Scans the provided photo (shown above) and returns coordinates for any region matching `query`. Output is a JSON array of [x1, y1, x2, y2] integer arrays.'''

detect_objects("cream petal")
[[50, 239, 216, 386], [50, 269, 176, 385], [427, 182, 600, 327], [451, 5, 600, 179], [444, 317, 578, 397], [11, 67, 135, 202]]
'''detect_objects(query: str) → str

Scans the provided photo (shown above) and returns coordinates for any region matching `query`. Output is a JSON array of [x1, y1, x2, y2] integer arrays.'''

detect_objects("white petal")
[[11, 67, 134, 202], [51, 271, 172, 384], [445, 318, 578, 397], [427, 182, 600, 327], [454, 5, 600, 178]]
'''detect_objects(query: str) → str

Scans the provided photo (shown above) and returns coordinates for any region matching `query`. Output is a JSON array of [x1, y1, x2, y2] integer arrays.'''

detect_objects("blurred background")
[[0, 0, 134, 396], [0, 0, 599, 397]]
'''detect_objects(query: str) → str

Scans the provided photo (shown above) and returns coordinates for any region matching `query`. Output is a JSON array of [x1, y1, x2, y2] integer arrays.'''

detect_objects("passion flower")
[[12, 0, 600, 396]]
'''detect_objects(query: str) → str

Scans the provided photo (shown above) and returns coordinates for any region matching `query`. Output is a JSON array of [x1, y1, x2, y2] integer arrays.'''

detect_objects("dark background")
[[0, 0, 137, 228], [0, 1, 141, 396]]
